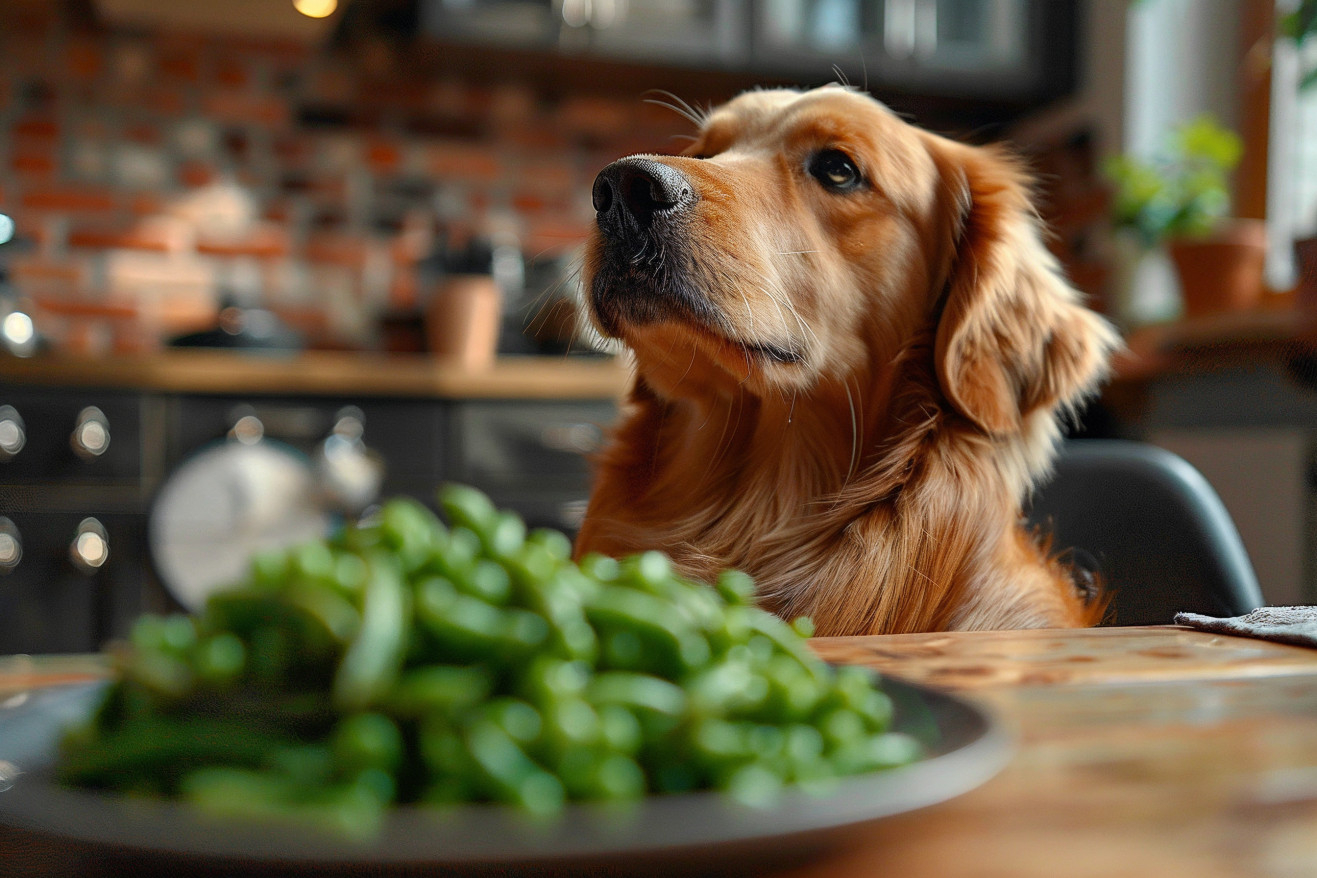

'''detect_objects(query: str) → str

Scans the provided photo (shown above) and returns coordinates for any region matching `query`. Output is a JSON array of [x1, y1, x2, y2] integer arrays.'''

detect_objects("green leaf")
[[1302, 65, 1317, 93]]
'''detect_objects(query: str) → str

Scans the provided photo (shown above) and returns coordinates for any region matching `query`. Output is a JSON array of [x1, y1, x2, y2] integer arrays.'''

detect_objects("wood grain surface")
[[792, 626, 1317, 878], [3, 626, 1316, 877], [0, 350, 631, 400]]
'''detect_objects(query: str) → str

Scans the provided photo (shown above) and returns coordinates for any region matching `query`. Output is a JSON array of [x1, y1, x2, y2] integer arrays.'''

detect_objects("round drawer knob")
[[71, 406, 111, 460], [0, 518, 20, 573], [69, 518, 109, 573], [0, 405, 26, 461]]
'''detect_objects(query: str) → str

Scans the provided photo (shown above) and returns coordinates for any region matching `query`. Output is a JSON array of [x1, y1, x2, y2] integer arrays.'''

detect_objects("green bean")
[[333, 554, 409, 711], [536, 696, 601, 756], [193, 633, 245, 688], [478, 698, 542, 745], [587, 671, 688, 717], [283, 582, 360, 644], [332, 712, 404, 775], [439, 483, 497, 533], [57, 715, 291, 789], [556, 746, 644, 801], [415, 579, 549, 660], [463, 719, 564, 815], [380, 497, 442, 573], [387, 664, 493, 718], [291, 542, 336, 586], [60, 483, 920, 838], [462, 559, 512, 605], [181, 767, 388, 843], [422, 526, 480, 581], [596, 704, 642, 756], [586, 587, 710, 674], [527, 528, 572, 563], [715, 568, 756, 605], [686, 660, 769, 716], [482, 511, 527, 559]]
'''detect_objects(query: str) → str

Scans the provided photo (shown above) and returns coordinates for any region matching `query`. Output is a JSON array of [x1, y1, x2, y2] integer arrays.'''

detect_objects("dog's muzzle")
[[592, 158, 695, 245]]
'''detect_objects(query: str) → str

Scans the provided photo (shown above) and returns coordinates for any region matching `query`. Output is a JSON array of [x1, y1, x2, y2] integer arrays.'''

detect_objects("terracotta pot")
[[1166, 219, 1268, 317], [425, 274, 502, 370], [1296, 235, 1317, 312]]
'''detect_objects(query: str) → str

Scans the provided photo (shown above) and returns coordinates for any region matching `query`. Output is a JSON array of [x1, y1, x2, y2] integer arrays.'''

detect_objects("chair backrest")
[[1027, 440, 1265, 626]]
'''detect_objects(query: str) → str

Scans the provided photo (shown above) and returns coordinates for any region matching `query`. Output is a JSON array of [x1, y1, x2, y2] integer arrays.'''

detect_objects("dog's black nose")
[[592, 158, 693, 238]]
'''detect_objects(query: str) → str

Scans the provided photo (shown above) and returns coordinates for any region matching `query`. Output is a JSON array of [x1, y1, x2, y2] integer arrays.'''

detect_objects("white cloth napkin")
[[1174, 606, 1317, 649]]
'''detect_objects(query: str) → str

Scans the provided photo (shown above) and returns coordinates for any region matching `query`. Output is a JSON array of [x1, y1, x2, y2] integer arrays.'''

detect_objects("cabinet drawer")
[[448, 400, 615, 491], [0, 390, 145, 484], [0, 511, 148, 654], [168, 396, 446, 483]]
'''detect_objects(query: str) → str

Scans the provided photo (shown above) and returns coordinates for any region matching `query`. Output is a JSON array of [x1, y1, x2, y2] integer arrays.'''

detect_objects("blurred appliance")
[[148, 405, 382, 610]]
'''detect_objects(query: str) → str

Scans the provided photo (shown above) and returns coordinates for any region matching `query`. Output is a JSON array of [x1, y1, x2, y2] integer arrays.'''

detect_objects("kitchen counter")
[[0, 350, 633, 400], [1, 351, 628, 653], [1112, 305, 1317, 384], [5, 626, 1317, 876]]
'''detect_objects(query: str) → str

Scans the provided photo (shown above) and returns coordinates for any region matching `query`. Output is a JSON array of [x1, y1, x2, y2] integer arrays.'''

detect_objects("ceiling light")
[[293, 0, 337, 19]]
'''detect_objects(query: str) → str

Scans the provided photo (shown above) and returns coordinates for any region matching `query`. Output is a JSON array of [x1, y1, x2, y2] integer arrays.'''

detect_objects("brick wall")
[[0, 2, 689, 354]]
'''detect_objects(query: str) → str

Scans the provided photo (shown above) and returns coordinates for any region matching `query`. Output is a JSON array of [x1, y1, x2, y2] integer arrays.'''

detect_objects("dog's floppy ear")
[[931, 143, 1119, 435]]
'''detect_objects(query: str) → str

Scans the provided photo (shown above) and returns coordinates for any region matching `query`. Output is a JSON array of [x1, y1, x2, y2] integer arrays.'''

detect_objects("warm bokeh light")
[[293, 0, 337, 19], [1, 312, 33, 347]]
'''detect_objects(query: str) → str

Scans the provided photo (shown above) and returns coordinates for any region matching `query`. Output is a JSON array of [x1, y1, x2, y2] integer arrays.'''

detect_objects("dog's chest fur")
[[575, 354, 1080, 635]]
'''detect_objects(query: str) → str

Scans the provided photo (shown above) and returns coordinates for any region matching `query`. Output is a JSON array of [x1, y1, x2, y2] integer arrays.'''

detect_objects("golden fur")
[[575, 86, 1120, 635]]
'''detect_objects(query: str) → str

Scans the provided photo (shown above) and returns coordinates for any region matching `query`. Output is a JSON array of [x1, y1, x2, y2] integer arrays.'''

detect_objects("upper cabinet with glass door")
[[422, 0, 751, 66], [755, 0, 1076, 101], [420, 0, 1076, 102]]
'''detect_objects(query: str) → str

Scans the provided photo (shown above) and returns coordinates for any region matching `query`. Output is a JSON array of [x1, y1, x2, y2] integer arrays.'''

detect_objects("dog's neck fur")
[[576, 335, 1089, 635]]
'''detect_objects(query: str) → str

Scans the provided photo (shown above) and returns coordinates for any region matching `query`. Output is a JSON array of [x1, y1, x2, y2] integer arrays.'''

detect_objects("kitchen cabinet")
[[0, 389, 159, 654], [419, 0, 1077, 103], [0, 362, 621, 654], [755, 0, 1075, 101], [447, 399, 614, 532], [423, 0, 751, 66]]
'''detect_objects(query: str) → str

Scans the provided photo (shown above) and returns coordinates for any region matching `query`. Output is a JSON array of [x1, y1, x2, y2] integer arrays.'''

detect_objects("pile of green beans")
[[58, 486, 918, 838]]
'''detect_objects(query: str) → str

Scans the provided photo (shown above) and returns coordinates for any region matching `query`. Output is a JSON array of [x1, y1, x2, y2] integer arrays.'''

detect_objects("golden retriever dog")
[[574, 85, 1119, 636]]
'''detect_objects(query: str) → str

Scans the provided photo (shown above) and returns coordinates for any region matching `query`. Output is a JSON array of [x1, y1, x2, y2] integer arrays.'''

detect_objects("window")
[[1268, 0, 1317, 288]]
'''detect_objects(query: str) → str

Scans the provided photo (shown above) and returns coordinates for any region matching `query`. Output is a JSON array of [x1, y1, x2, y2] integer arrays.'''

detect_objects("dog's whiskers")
[[843, 378, 861, 480], [643, 90, 710, 130], [751, 271, 821, 355]]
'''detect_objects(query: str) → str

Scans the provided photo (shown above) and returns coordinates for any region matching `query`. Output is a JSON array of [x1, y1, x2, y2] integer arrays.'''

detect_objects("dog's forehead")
[[700, 87, 942, 213], [705, 87, 899, 147]]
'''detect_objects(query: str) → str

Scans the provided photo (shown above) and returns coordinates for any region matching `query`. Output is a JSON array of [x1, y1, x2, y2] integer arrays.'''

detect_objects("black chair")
[[1027, 440, 1265, 626]]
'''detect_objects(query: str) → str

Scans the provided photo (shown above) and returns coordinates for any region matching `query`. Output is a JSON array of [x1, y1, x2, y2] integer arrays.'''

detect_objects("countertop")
[[5, 626, 1317, 877], [6, 306, 1314, 402], [0, 350, 633, 400], [1113, 305, 1317, 383]]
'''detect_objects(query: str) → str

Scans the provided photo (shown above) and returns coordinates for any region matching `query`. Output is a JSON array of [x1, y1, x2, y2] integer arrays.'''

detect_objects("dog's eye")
[[808, 149, 863, 192]]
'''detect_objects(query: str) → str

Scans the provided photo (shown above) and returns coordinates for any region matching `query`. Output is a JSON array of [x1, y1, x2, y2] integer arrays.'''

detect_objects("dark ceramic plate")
[[0, 677, 1009, 872]]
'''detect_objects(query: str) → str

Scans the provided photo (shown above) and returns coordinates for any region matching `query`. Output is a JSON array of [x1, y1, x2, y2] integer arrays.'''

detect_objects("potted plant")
[[1104, 115, 1266, 321], [1280, 0, 1317, 91]]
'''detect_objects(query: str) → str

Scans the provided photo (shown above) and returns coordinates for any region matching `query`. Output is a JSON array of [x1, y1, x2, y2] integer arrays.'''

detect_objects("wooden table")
[[799, 626, 1317, 878], [4, 626, 1317, 877]]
